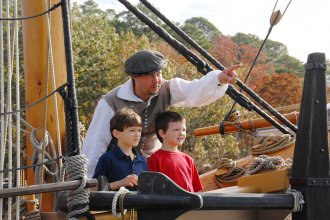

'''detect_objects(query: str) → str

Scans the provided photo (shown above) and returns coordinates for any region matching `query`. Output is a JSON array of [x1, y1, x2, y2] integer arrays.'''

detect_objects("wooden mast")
[[21, 0, 66, 212]]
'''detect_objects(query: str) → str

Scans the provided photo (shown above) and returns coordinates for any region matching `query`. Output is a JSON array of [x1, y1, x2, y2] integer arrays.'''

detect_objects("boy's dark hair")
[[155, 111, 185, 143], [110, 108, 141, 140]]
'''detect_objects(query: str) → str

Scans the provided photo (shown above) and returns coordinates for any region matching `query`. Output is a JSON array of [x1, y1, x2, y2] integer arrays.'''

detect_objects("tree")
[[71, 2, 150, 125], [210, 35, 274, 89], [232, 32, 304, 76], [180, 17, 222, 50], [110, 2, 167, 41], [254, 73, 303, 108]]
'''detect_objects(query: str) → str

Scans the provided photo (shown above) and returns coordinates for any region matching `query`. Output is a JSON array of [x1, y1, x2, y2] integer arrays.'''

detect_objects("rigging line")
[[45, 0, 63, 170], [225, 25, 275, 121], [224, 0, 292, 121], [0, 156, 64, 174], [137, 0, 296, 134], [119, 0, 291, 135], [0, 83, 68, 116], [0, 2, 62, 21]]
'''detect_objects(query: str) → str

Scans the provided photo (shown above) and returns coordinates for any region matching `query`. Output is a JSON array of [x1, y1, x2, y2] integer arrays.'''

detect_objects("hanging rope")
[[45, 0, 63, 171], [5, 0, 14, 216], [30, 129, 59, 185], [0, 2, 62, 21], [14, 0, 22, 217], [0, 83, 68, 116], [137, 0, 297, 134], [224, 0, 293, 121]]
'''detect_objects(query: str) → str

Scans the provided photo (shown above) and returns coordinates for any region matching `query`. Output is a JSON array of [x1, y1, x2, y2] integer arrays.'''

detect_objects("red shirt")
[[147, 149, 203, 192]]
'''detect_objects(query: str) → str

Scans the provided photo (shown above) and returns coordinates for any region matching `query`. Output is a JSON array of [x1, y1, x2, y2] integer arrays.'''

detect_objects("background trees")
[[72, 0, 306, 172]]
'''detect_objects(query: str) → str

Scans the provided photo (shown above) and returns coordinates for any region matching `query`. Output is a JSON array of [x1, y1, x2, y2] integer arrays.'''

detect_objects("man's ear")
[[112, 129, 121, 139]]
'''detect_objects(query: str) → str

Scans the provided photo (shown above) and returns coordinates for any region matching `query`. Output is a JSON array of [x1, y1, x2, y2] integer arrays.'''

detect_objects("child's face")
[[117, 126, 142, 147], [162, 120, 186, 147]]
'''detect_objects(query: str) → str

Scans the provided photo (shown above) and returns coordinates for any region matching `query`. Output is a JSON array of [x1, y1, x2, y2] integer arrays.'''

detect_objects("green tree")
[[71, 2, 150, 125], [181, 17, 222, 50], [232, 32, 304, 75]]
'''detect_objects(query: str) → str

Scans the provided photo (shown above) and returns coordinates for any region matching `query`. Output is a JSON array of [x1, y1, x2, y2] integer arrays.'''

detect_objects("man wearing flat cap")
[[82, 49, 239, 179]]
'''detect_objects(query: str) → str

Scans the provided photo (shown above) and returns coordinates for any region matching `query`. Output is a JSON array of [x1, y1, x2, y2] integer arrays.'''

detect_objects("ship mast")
[[22, 0, 67, 212]]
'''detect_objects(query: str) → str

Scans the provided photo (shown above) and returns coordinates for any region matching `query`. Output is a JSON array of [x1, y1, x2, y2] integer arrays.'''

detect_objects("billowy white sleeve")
[[82, 98, 114, 179], [170, 70, 228, 107]]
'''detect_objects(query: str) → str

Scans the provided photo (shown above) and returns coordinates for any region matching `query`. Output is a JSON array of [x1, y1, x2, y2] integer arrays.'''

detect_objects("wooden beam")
[[0, 179, 97, 199]]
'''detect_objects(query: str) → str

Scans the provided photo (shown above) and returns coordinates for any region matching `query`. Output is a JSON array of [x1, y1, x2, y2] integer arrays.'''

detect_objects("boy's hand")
[[120, 174, 138, 187]]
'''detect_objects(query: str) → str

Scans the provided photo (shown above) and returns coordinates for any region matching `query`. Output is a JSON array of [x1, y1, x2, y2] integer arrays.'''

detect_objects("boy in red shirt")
[[147, 111, 203, 192]]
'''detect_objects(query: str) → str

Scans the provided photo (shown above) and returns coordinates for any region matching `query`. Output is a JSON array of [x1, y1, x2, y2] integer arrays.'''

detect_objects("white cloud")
[[74, 0, 330, 62]]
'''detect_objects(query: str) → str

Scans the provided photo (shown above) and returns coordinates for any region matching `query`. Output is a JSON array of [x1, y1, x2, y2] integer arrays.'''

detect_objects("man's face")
[[132, 71, 163, 99]]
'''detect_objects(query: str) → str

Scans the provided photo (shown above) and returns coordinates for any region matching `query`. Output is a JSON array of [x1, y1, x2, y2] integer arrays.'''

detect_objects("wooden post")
[[22, 0, 66, 212], [291, 53, 330, 219]]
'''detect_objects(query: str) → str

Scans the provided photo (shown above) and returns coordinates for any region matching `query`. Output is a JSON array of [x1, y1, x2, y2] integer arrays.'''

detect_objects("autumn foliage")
[[253, 73, 303, 108]]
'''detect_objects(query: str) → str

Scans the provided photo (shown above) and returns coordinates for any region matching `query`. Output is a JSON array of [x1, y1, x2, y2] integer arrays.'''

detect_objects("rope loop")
[[112, 187, 131, 218], [286, 189, 304, 212]]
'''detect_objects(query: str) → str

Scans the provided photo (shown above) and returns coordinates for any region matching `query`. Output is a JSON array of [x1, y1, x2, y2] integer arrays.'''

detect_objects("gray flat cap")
[[125, 50, 167, 76]]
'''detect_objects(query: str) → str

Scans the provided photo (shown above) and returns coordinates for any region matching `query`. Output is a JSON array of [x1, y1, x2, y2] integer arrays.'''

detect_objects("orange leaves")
[[254, 73, 303, 108]]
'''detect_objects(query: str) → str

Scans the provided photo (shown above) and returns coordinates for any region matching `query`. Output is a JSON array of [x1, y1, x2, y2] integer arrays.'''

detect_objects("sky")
[[74, 0, 330, 63]]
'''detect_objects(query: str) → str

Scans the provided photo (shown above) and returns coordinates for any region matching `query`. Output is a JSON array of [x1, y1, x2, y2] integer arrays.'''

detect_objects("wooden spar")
[[22, 0, 66, 212], [0, 179, 97, 199], [193, 111, 299, 137]]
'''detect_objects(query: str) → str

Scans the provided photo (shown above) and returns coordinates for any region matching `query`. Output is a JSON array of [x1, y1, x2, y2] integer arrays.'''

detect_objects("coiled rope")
[[215, 158, 246, 183], [251, 134, 295, 155], [286, 189, 304, 212], [248, 155, 292, 174], [60, 154, 91, 220]]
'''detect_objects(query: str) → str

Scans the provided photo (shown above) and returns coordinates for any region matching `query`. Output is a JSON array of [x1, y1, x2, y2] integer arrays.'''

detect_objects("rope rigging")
[[0, 0, 88, 218], [121, 0, 296, 136], [225, 0, 293, 121], [0, 2, 62, 21], [0, 83, 68, 116]]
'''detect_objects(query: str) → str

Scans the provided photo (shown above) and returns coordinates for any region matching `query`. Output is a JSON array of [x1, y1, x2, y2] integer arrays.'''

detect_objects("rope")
[[248, 155, 292, 174], [0, 83, 68, 116], [30, 129, 59, 184], [286, 189, 304, 212], [251, 134, 295, 155], [61, 154, 92, 220], [6, 0, 14, 215], [112, 187, 130, 218], [215, 158, 246, 183], [14, 0, 21, 216], [0, 2, 62, 21], [5, 198, 41, 220]]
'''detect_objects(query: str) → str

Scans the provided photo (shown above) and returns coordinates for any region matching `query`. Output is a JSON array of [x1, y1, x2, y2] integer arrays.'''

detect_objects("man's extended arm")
[[170, 70, 228, 107]]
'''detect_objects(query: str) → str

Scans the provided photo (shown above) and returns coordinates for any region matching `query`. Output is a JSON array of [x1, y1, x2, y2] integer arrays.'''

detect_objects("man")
[[82, 49, 239, 179]]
